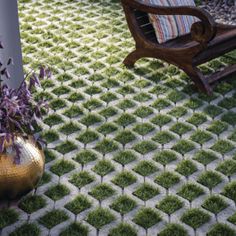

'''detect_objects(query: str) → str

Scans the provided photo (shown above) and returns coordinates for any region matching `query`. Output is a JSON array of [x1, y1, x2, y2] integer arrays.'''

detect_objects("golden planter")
[[0, 136, 45, 199]]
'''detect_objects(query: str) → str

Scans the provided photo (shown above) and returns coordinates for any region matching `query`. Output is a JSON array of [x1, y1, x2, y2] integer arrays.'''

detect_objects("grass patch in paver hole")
[[89, 183, 115, 201], [193, 150, 218, 166], [184, 98, 203, 110], [63, 105, 83, 118], [83, 99, 102, 111], [207, 120, 228, 135], [116, 113, 136, 127], [153, 150, 178, 166], [181, 208, 210, 230], [0, 208, 18, 229], [221, 112, 236, 126], [228, 212, 236, 225], [117, 85, 135, 95], [152, 98, 171, 110], [151, 114, 172, 127], [133, 79, 151, 88], [50, 159, 75, 176], [155, 172, 180, 189], [178, 183, 204, 202], [42, 130, 59, 143], [57, 73, 72, 82], [133, 207, 161, 229], [216, 160, 236, 177], [156, 195, 183, 215], [97, 123, 118, 135], [152, 131, 175, 145], [38, 209, 69, 229], [134, 106, 153, 118], [176, 160, 198, 177], [50, 98, 66, 110], [133, 183, 159, 201], [159, 223, 188, 236], [168, 106, 187, 118], [112, 171, 137, 188], [133, 123, 155, 136], [222, 181, 236, 203], [133, 160, 158, 177], [77, 130, 99, 144], [93, 160, 115, 177], [95, 138, 118, 155], [113, 150, 137, 166], [60, 222, 89, 236], [170, 122, 192, 136], [41, 79, 54, 89], [85, 86, 102, 96], [167, 90, 185, 103], [37, 172, 51, 186], [102, 78, 120, 89], [59, 122, 80, 135], [172, 140, 195, 155], [44, 149, 56, 163], [211, 140, 234, 154], [68, 92, 84, 103], [99, 107, 118, 119], [115, 130, 136, 146], [52, 86, 71, 96], [81, 113, 102, 127], [19, 195, 46, 214], [198, 171, 222, 190], [218, 97, 236, 109], [69, 171, 95, 189], [109, 223, 137, 236], [190, 130, 212, 145], [207, 223, 235, 236], [204, 105, 223, 118], [117, 99, 136, 110], [45, 184, 70, 201], [44, 114, 63, 126], [133, 140, 157, 155], [100, 92, 118, 104], [86, 208, 115, 229], [65, 194, 91, 214], [150, 84, 169, 95], [133, 92, 152, 102], [69, 80, 87, 88], [110, 195, 137, 215], [9, 223, 40, 236], [74, 150, 97, 166], [187, 113, 207, 126], [229, 129, 236, 142], [202, 195, 228, 214]]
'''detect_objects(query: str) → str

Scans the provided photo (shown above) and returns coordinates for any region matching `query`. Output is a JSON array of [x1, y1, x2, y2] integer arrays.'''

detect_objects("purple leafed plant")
[[0, 41, 51, 163]]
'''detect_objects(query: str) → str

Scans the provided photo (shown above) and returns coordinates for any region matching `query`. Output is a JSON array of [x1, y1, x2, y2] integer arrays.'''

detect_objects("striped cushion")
[[145, 0, 198, 43]]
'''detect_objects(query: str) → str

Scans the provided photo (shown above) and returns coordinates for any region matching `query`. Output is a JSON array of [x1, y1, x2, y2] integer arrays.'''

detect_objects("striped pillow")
[[145, 0, 198, 43]]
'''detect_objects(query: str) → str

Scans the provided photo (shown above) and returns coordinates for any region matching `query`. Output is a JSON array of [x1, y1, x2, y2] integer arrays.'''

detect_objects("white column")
[[0, 0, 24, 89]]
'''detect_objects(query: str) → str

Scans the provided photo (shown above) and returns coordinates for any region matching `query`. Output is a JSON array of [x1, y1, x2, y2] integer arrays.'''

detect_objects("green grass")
[[89, 183, 115, 201], [93, 160, 115, 177], [55, 141, 77, 154], [153, 150, 177, 166], [133, 140, 157, 155], [159, 224, 188, 236], [193, 150, 218, 166], [112, 171, 137, 188], [38, 210, 69, 229], [172, 140, 195, 154], [65, 194, 91, 214], [152, 131, 175, 144], [157, 195, 183, 215], [74, 150, 97, 166], [113, 150, 137, 166], [178, 183, 204, 202], [50, 160, 75, 176], [10, 223, 40, 236], [133, 207, 161, 229], [110, 195, 137, 215], [109, 223, 137, 236], [19, 195, 46, 214], [170, 122, 192, 136], [207, 223, 235, 236], [222, 181, 236, 203], [95, 139, 119, 155], [216, 160, 236, 177], [176, 160, 197, 177], [155, 172, 180, 189], [0, 208, 18, 230], [45, 184, 70, 201], [86, 208, 115, 229], [202, 195, 228, 214], [77, 130, 99, 144], [69, 171, 95, 189], [133, 160, 158, 177], [133, 183, 159, 201], [60, 222, 89, 236], [198, 171, 222, 190], [181, 209, 210, 229], [115, 130, 136, 146]]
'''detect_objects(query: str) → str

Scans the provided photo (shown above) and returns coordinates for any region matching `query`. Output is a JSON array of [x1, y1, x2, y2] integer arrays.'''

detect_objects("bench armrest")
[[121, 0, 217, 45]]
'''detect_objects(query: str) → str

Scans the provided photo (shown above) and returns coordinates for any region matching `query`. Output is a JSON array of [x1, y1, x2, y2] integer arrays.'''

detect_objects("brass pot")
[[0, 136, 45, 199]]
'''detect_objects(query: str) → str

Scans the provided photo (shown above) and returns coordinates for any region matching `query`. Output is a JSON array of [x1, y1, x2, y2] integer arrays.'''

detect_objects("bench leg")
[[123, 49, 144, 67], [183, 66, 213, 95]]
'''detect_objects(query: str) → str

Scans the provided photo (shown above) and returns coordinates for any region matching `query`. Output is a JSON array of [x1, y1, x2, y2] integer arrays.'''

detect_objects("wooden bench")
[[121, 0, 236, 94]]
